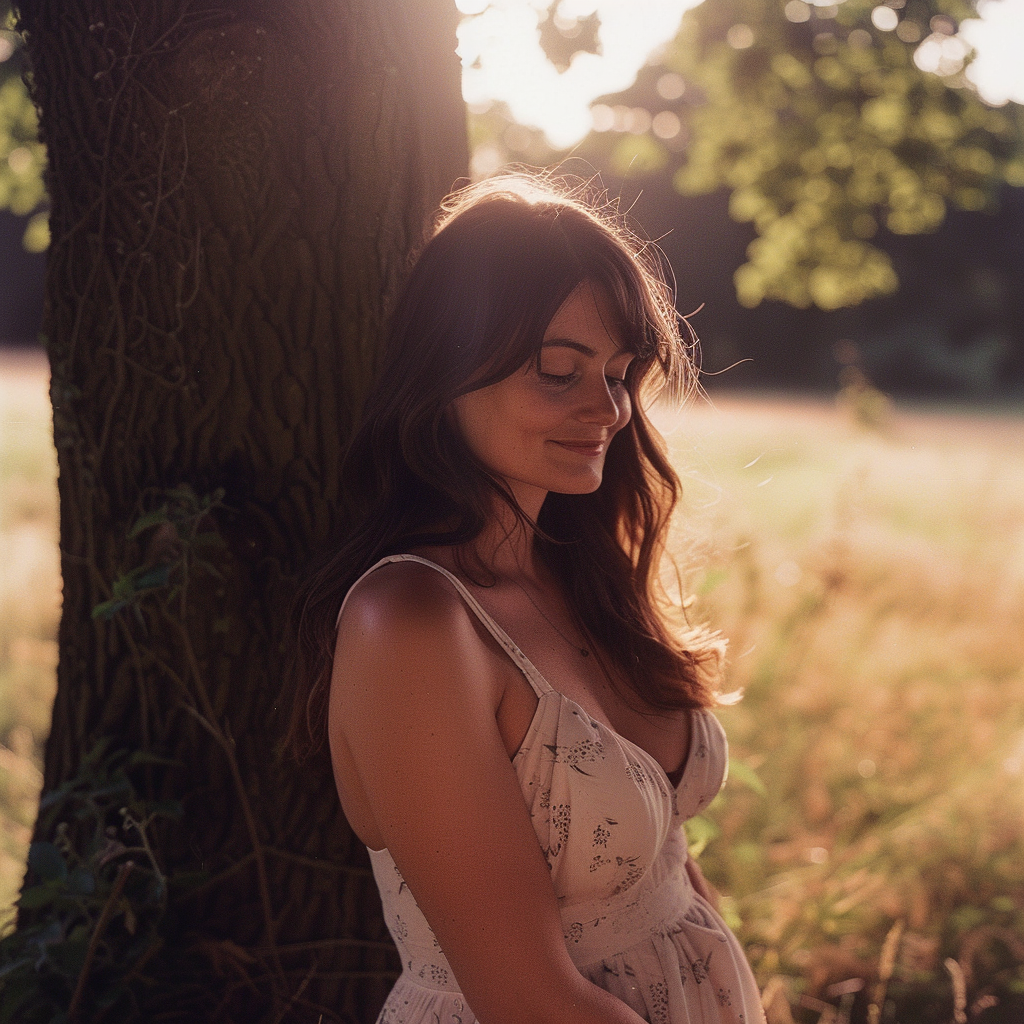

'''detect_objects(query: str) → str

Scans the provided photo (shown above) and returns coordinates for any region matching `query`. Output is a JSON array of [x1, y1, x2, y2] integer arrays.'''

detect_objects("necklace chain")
[[508, 577, 589, 658]]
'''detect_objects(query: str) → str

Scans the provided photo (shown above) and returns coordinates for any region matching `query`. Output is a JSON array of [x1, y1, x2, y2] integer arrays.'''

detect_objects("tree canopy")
[[587, 0, 1024, 308], [6, 0, 1024, 309]]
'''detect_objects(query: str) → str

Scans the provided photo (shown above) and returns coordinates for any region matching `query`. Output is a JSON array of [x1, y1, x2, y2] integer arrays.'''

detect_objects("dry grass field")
[[656, 391, 1024, 1020], [2, 348, 1022, 1020]]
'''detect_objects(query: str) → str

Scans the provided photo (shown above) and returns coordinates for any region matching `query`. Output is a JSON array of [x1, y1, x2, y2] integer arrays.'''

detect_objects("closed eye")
[[538, 370, 579, 386]]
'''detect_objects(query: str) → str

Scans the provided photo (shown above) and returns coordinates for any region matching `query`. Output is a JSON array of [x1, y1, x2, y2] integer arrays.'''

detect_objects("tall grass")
[[1, 352, 1022, 1019], [659, 395, 1024, 1021]]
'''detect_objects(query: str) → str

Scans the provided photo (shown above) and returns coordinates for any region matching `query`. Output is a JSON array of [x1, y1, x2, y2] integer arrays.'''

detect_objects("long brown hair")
[[293, 171, 724, 752]]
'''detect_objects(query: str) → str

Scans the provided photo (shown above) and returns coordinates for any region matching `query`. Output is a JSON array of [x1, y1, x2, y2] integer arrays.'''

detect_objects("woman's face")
[[452, 281, 634, 516]]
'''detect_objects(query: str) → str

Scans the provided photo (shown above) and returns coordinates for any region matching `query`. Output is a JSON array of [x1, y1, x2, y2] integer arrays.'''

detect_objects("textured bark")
[[17, 0, 466, 1019]]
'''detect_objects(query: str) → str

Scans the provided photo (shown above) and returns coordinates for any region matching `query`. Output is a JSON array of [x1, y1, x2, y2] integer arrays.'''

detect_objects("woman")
[[297, 173, 764, 1024]]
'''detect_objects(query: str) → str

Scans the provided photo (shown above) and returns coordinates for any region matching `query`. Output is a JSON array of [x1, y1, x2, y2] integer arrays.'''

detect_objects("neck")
[[457, 483, 550, 583], [473, 507, 537, 579]]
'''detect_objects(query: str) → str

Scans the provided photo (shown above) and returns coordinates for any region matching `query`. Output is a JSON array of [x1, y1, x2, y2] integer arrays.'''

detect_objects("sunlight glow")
[[959, 0, 1024, 105], [871, 6, 899, 31], [457, 0, 700, 149], [457, 0, 1024, 151]]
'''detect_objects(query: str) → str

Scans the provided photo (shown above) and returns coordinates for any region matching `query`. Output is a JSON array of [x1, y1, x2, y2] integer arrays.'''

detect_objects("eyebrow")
[[541, 339, 630, 357]]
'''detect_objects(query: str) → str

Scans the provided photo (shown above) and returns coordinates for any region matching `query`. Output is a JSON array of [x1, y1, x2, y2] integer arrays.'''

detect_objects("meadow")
[[1, 349, 1022, 1022], [657, 392, 1024, 1022]]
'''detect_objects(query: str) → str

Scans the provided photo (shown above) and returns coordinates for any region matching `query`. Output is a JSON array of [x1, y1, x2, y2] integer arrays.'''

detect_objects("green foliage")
[[91, 486, 226, 623], [685, 757, 766, 860], [0, 739, 186, 1024], [645, 0, 1024, 308], [0, 471, 237, 1021], [0, 1, 47, 250]]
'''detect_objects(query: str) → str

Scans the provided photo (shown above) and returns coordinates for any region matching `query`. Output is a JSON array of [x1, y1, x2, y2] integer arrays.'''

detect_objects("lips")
[[551, 439, 607, 457]]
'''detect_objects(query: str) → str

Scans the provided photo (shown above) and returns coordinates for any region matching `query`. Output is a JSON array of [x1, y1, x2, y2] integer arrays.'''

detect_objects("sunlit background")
[[444, 9, 1024, 1017], [1, 1, 1023, 1020], [453, 0, 1024, 391], [457, 0, 1024, 150]]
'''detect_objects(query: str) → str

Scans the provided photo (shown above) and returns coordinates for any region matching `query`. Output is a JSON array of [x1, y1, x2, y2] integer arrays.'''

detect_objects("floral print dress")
[[347, 555, 764, 1024]]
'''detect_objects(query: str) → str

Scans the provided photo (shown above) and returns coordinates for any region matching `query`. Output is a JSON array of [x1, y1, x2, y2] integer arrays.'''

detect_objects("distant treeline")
[[619, 177, 1024, 398], [4, 187, 1022, 398]]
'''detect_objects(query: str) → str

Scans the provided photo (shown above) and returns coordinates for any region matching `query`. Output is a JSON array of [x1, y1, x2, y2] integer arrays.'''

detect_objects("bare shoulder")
[[332, 559, 495, 720], [336, 559, 473, 649]]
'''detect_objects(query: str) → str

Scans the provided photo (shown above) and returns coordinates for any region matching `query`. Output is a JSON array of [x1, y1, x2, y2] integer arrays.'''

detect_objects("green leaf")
[[684, 814, 721, 857], [131, 565, 172, 591], [66, 867, 95, 896], [38, 780, 75, 810], [16, 881, 63, 909], [27, 842, 67, 883], [126, 750, 181, 770], [147, 799, 183, 819], [91, 598, 126, 621], [727, 757, 767, 797], [92, 564, 172, 618], [698, 568, 729, 595], [23, 210, 48, 252], [127, 506, 170, 538], [47, 934, 89, 976], [0, 954, 37, 982]]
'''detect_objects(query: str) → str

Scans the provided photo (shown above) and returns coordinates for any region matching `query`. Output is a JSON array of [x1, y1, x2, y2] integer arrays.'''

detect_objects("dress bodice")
[[341, 555, 761, 1024]]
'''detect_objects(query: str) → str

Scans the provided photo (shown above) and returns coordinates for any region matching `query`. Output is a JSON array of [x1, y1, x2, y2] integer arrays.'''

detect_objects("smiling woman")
[[453, 282, 634, 511], [293, 171, 765, 1024]]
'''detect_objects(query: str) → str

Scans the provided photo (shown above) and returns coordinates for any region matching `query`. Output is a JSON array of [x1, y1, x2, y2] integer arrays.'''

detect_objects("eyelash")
[[538, 371, 628, 388]]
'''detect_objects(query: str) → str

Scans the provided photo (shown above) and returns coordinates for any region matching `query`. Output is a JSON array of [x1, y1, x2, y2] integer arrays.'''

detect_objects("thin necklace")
[[508, 576, 590, 658]]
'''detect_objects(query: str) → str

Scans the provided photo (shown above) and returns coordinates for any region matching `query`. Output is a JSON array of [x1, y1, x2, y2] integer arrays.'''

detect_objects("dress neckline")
[[518, 687, 699, 798], [345, 553, 697, 794]]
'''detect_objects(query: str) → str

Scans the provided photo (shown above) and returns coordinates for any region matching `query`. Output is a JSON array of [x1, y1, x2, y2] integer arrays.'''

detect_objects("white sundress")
[[343, 554, 765, 1024]]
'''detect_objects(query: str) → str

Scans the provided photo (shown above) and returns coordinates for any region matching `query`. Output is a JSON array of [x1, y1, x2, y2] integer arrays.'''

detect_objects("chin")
[[547, 471, 605, 495]]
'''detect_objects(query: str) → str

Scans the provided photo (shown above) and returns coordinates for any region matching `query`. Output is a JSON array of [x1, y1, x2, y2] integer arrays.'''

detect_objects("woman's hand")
[[331, 563, 647, 1024]]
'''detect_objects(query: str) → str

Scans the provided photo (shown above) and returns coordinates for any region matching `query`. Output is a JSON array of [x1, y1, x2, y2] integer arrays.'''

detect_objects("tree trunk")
[[16, 1, 466, 1019]]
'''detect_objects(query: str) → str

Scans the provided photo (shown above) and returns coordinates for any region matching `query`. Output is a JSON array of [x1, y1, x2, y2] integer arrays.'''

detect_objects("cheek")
[[452, 386, 546, 464], [450, 394, 491, 461]]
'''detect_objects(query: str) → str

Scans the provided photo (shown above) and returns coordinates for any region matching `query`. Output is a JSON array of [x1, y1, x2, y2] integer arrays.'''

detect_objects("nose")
[[577, 375, 628, 428]]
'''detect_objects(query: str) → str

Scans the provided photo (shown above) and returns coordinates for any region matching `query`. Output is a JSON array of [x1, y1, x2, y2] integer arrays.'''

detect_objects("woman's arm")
[[331, 564, 646, 1024]]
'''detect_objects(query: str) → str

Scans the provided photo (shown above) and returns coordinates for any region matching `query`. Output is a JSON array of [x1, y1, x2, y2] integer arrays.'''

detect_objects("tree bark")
[[16, 0, 466, 1019]]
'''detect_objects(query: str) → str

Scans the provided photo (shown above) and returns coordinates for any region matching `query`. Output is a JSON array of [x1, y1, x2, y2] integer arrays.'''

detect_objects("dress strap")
[[336, 554, 553, 698]]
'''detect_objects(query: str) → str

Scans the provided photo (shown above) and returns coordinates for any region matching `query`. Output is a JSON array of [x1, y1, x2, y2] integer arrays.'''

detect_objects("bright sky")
[[456, 0, 1024, 148], [457, 0, 701, 148], [960, 0, 1024, 105]]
